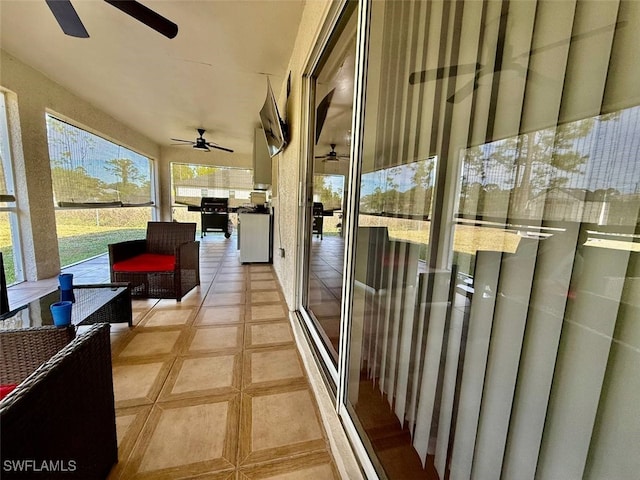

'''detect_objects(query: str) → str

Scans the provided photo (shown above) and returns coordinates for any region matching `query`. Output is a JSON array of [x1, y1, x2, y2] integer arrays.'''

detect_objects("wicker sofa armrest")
[[108, 239, 147, 266], [146, 222, 197, 255], [0, 326, 76, 384], [0, 324, 117, 480], [176, 240, 200, 270]]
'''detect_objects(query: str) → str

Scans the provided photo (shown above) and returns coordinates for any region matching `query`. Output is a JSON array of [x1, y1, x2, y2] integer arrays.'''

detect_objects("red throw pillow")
[[112, 253, 175, 273], [0, 383, 18, 400]]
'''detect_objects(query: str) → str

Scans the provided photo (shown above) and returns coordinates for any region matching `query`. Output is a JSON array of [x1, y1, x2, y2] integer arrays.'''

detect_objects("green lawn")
[[57, 228, 145, 266], [1, 207, 152, 285], [1, 227, 145, 285], [0, 246, 16, 285]]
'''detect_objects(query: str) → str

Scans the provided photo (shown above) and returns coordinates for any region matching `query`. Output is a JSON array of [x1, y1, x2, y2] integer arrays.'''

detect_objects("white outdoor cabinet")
[[238, 213, 271, 263]]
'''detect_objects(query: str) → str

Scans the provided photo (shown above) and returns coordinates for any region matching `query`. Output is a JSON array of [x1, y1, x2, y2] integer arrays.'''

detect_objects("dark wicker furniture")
[[0, 283, 132, 329], [0, 324, 118, 479], [108, 221, 200, 301], [0, 325, 76, 383]]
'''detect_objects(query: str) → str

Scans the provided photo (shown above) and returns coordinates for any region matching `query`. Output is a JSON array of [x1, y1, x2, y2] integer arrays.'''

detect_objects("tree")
[[50, 166, 105, 204], [313, 175, 343, 210], [46, 116, 96, 169], [46, 116, 103, 203], [195, 165, 215, 177], [411, 157, 435, 190], [105, 158, 145, 203], [506, 121, 592, 217], [361, 186, 386, 213], [172, 164, 196, 181], [458, 117, 596, 219], [105, 158, 144, 186]]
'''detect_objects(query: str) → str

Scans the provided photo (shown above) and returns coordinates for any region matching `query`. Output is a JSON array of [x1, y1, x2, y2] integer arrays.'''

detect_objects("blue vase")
[[58, 273, 73, 291], [60, 289, 75, 303], [50, 301, 73, 327]]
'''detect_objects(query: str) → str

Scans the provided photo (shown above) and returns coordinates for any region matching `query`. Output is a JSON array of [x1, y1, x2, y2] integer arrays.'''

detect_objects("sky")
[[361, 158, 435, 197], [46, 115, 151, 185]]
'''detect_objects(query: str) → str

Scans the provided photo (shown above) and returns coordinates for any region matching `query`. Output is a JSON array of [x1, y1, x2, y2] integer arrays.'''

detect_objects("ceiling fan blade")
[[104, 0, 178, 39], [206, 143, 234, 153], [46, 0, 89, 38], [518, 21, 627, 60], [170, 138, 193, 143], [447, 76, 478, 103], [523, 67, 558, 88], [409, 63, 481, 85]]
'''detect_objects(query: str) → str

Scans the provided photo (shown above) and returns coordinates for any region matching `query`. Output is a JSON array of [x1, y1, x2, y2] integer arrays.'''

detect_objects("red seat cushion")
[[112, 253, 175, 273], [0, 384, 18, 400]]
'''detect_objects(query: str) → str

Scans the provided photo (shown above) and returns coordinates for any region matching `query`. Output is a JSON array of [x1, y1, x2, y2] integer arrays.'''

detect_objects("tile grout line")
[[41, 239, 344, 478]]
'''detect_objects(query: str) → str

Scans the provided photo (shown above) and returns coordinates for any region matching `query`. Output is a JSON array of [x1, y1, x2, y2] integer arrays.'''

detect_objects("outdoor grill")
[[189, 197, 231, 238]]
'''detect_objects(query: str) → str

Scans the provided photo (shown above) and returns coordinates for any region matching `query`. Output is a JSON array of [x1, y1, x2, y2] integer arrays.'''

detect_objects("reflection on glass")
[[304, 6, 357, 368], [350, 157, 437, 478], [313, 174, 345, 236], [361, 157, 436, 218], [459, 109, 639, 225], [346, 0, 639, 479], [307, 174, 346, 361]]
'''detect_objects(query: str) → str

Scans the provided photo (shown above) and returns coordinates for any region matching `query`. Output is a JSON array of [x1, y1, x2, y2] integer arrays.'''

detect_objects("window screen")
[[46, 114, 153, 207]]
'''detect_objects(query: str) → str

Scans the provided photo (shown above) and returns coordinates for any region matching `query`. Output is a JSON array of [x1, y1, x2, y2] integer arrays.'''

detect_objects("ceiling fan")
[[315, 144, 349, 162], [171, 129, 234, 153], [45, 0, 178, 39]]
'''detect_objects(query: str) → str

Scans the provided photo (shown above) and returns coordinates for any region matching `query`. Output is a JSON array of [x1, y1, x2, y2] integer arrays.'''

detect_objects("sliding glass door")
[[343, 0, 640, 479], [300, 4, 357, 383]]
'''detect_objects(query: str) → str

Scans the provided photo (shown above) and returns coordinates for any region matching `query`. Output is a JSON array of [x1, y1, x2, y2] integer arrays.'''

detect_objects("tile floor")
[[6, 236, 342, 479]]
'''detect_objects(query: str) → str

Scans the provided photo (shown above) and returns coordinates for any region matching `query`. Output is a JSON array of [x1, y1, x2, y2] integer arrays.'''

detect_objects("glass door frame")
[[334, 1, 384, 477], [330, 1, 640, 478], [296, 0, 380, 477], [296, 0, 356, 390]]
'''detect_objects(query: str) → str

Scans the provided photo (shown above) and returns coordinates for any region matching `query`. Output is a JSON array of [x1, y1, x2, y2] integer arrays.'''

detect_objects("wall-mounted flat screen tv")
[[259, 78, 288, 157], [315, 88, 335, 143]]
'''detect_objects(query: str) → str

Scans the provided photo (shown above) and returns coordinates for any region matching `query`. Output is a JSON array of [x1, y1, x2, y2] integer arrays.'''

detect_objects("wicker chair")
[[0, 324, 117, 479], [108, 221, 200, 301]]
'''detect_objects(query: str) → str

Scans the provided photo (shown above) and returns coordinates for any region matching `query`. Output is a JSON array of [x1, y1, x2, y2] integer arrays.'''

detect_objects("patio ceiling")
[[0, 0, 305, 155]]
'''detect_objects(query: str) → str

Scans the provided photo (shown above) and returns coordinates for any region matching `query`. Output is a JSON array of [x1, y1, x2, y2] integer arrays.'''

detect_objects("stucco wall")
[[269, 0, 333, 310], [0, 49, 159, 280]]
